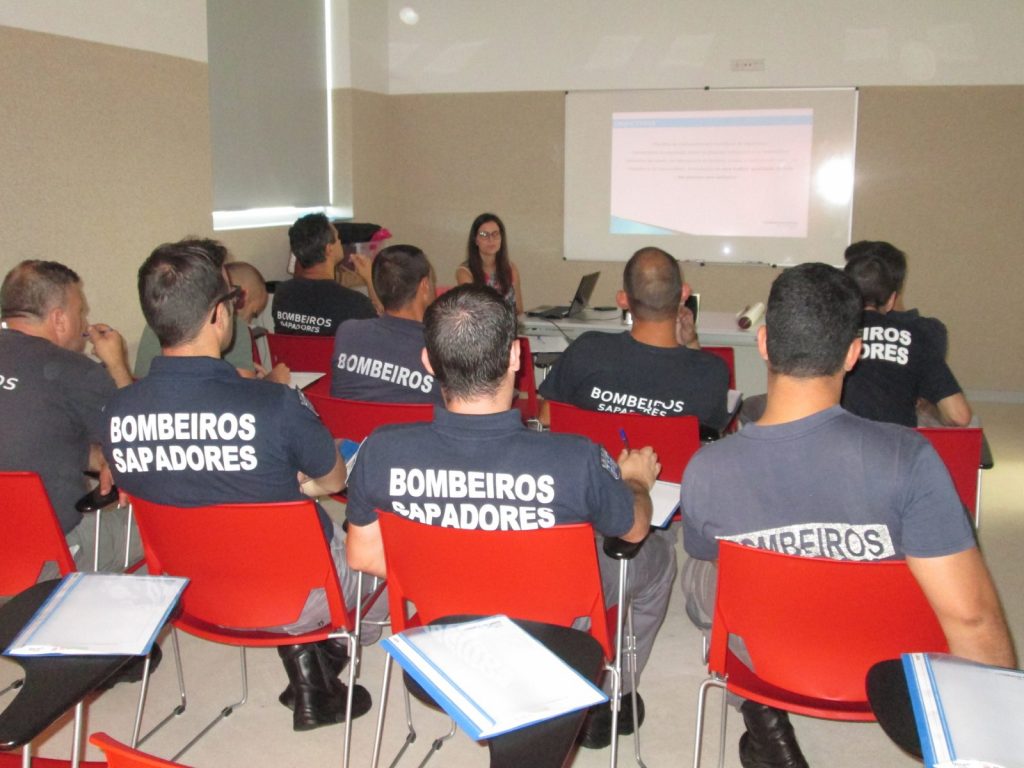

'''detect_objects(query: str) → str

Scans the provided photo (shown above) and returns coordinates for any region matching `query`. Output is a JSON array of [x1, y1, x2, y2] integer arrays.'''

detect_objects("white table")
[[519, 309, 767, 394]]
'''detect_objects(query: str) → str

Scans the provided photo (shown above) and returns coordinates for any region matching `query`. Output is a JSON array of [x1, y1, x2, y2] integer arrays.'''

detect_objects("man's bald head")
[[226, 262, 268, 321], [623, 247, 683, 322]]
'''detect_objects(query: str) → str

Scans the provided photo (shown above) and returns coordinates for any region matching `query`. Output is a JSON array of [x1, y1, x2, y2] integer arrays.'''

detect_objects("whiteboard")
[[564, 88, 857, 266]]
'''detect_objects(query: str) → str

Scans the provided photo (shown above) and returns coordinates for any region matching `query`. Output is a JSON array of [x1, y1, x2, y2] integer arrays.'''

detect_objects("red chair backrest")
[[916, 427, 982, 522], [90, 732, 191, 767], [547, 401, 700, 484], [513, 336, 538, 421], [711, 541, 948, 705], [130, 497, 349, 638], [0, 472, 76, 595], [378, 513, 613, 659], [306, 392, 433, 442], [702, 346, 736, 389], [266, 332, 335, 375]]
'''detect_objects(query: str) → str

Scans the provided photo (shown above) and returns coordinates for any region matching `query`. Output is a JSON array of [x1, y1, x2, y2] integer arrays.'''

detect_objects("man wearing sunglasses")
[[104, 238, 374, 732]]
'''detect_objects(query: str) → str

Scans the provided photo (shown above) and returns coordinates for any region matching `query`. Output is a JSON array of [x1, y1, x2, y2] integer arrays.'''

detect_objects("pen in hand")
[[619, 428, 630, 452]]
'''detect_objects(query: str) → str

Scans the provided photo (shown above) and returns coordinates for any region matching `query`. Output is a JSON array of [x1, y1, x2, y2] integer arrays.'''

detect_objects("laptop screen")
[[567, 272, 601, 316]]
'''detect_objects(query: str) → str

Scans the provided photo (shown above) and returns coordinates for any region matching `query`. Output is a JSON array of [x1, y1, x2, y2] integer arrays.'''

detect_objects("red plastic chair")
[[89, 733, 190, 767], [306, 393, 433, 443], [0, 472, 75, 597], [265, 332, 335, 375], [916, 427, 984, 527], [548, 401, 701, 484], [128, 497, 372, 767], [693, 541, 948, 768], [513, 336, 539, 422], [701, 346, 736, 390], [372, 514, 638, 767]]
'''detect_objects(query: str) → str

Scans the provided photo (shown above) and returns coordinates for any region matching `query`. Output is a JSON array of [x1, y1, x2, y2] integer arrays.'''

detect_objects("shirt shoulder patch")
[[598, 446, 622, 480]]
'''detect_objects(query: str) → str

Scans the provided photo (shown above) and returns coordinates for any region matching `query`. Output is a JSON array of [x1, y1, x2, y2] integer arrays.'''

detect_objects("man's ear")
[[509, 337, 521, 375], [756, 325, 769, 362], [681, 282, 692, 302], [615, 290, 629, 310], [420, 347, 434, 375], [844, 337, 863, 372], [882, 292, 898, 313]]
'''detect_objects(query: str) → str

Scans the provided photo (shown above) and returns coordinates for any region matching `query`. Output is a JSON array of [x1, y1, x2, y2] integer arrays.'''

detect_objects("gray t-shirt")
[[0, 330, 115, 532], [680, 405, 975, 562], [330, 314, 442, 404]]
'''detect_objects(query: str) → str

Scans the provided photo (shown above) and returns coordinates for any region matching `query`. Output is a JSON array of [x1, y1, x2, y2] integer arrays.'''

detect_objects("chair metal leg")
[[413, 719, 456, 768], [168, 646, 248, 762], [975, 469, 983, 529], [607, 558, 631, 768], [20, 742, 30, 768], [371, 653, 397, 768], [341, 632, 357, 768], [70, 700, 84, 768], [692, 675, 727, 768], [93, 508, 102, 572], [134, 627, 187, 748], [385, 686, 422, 768], [625, 602, 646, 768], [124, 503, 134, 570]]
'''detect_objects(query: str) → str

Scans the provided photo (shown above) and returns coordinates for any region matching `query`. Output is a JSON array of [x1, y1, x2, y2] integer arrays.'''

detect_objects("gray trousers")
[[278, 525, 389, 639], [64, 505, 143, 574], [596, 528, 677, 694]]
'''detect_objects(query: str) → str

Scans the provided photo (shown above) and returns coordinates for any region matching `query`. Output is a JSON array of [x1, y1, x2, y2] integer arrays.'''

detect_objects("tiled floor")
[[4, 401, 1021, 767]]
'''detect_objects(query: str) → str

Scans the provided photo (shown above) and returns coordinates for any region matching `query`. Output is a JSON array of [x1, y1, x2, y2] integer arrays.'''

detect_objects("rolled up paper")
[[737, 301, 765, 330]]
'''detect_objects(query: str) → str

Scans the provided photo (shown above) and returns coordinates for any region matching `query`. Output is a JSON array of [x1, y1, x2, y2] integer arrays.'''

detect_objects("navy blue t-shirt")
[[272, 277, 376, 336], [538, 331, 730, 432], [330, 314, 442, 405], [103, 356, 338, 535], [346, 408, 634, 537]]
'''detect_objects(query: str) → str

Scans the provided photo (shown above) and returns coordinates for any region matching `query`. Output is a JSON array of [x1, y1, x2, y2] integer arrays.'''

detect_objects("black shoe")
[[738, 702, 808, 768], [279, 639, 351, 709], [578, 691, 646, 750], [276, 638, 368, 729], [278, 644, 372, 731], [99, 643, 162, 691]]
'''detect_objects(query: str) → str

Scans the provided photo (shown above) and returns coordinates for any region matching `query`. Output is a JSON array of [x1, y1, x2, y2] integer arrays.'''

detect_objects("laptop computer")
[[527, 272, 601, 319]]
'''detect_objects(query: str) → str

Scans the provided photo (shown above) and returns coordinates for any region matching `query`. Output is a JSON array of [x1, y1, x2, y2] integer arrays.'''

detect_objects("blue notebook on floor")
[[382, 615, 607, 740]]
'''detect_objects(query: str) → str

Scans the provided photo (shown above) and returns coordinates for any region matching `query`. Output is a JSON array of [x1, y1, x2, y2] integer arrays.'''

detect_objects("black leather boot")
[[278, 644, 349, 731], [277, 642, 372, 728], [279, 637, 349, 708], [738, 701, 809, 768]]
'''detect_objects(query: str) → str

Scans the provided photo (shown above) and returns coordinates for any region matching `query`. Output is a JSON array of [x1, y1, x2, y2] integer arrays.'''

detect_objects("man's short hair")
[[1, 261, 80, 320], [623, 247, 682, 321], [372, 245, 431, 311], [844, 241, 907, 294], [289, 213, 336, 269], [138, 238, 230, 348], [765, 263, 862, 378], [423, 284, 516, 401], [844, 254, 898, 309]]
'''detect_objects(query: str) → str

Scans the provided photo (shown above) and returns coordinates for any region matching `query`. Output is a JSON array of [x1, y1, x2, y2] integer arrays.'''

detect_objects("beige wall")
[[360, 88, 1024, 397], [2, 25, 1021, 395]]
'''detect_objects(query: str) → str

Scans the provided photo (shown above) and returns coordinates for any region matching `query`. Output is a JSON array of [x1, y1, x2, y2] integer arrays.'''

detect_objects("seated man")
[[842, 252, 971, 427], [273, 213, 376, 336], [330, 244, 443, 405], [0, 260, 137, 571], [681, 263, 1013, 768], [345, 284, 676, 749], [538, 247, 730, 433], [104, 238, 374, 732], [135, 261, 287, 382], [844, 240, 948, 356]]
